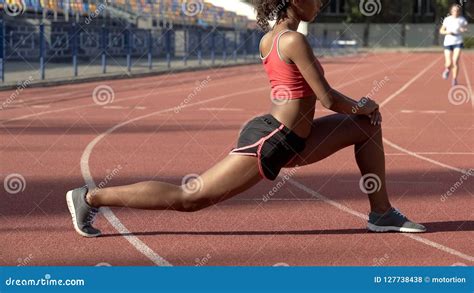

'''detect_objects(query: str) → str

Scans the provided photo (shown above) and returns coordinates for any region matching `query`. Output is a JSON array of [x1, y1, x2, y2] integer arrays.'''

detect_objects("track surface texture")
[[1, 52, 473, 266]]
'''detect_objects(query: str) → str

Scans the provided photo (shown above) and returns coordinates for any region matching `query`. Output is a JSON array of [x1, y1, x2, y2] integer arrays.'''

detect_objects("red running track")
[[1, 52, 473, 266]]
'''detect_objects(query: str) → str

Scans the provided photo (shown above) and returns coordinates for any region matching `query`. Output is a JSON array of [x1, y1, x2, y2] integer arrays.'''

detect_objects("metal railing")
[[0, 18, 264, 83]]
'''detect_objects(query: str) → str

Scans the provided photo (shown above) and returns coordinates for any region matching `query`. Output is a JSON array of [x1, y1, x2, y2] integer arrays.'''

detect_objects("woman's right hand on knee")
[[354, 97, 379, 116]]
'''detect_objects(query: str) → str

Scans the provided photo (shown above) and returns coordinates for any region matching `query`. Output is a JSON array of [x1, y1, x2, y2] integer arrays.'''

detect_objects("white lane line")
[[3, 105, 23, 108], [135, 106, 147, 110], [5, 99, 25, 104], [287, 179, 368, 219], [386, 152, 474, 156], [1, 70, 264, 124], [81, 86, 268, 266], [0, 79, 252, 125], [10, 89, 90, 102], [230, 198, 322, 202], [404, 234, 474, 262], [286, 178, 474, 263], [382, 57, 473, 262], [103, 106, 127, 110], [400, 110, 446, 114], [199, 107, 243, 112], [382, 139, 471, 175], [421, 110, 446, 114], [101, 208, 172, 266], [31, 105, 51, 109], [461, 60, 473, 109], [337, 179, 439, 184], [382, 55, 472, 176], [381, 59, 474, 261], [0, 87, 182, 125], [379, 57, 440, 108]]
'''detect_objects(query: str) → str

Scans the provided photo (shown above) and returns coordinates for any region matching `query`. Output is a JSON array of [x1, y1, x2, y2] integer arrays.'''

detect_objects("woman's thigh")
[[452, 48, 462, 64], [189, 155, 262, 206], [444, 49, 453, 65], [287, 114, 381, 167]]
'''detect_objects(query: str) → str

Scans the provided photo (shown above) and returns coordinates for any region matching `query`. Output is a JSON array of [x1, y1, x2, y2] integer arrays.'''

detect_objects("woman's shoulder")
[[279, 30, 309, 47]]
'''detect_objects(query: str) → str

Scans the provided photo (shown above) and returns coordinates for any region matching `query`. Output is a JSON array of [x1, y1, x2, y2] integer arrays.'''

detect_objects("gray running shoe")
[[368, 207, 426, 233], [442, 69, 450, 80], [66, 186, 101, 237]]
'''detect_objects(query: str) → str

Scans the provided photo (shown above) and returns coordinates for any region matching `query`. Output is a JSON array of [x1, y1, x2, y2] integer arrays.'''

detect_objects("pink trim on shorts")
[[229, 140, 262, 153], [230, 124, 284, 180], [257, 124, 284, 179], [229, 152, 257, 157]]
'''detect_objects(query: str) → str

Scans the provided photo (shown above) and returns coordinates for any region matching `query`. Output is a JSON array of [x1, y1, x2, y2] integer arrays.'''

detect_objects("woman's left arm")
[[460, 19, 469, 32]]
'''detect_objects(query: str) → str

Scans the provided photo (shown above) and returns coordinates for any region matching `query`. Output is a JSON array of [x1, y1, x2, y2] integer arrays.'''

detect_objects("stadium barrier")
[[0, 18, 265, 83]]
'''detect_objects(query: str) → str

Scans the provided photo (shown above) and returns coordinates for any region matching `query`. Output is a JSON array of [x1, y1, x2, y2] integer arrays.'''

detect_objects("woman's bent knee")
[[352, 115, 382, 133]]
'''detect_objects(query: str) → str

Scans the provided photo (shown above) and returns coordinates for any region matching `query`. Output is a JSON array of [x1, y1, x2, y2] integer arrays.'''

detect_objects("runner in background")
[[440, 4, 469, 87]]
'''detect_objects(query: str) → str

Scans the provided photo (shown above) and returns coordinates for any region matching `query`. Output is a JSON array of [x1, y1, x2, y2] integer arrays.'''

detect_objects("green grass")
[[464, 36, 474, 49]]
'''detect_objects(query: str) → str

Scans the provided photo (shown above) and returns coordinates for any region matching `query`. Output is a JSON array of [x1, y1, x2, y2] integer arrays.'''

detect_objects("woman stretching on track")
[[440, 4, 468, 86], [67, 0, 426, 237]]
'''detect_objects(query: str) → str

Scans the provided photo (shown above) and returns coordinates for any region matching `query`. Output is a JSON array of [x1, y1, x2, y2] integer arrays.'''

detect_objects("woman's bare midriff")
[[270, 95, 317, 139]]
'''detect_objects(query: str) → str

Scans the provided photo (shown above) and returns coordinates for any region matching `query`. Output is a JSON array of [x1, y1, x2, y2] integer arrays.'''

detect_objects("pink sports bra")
[[260, 30, 324, 101]]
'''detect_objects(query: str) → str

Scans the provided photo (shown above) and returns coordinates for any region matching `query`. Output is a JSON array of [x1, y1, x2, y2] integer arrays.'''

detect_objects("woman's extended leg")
[[287, 114, 391, 214], [442, 49, 452, 80], [451, 47, 462, 84], [68, 155, 262, 236], [88, 155, 262, 212]]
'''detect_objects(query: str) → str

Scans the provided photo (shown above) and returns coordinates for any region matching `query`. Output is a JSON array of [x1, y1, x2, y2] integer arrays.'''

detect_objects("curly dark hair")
[[253, 0, 291, 32]]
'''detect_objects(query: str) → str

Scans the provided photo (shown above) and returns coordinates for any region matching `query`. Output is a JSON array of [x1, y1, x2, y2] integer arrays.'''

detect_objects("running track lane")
[[2, 52, 472, 265], [81, 52, 469, 264]]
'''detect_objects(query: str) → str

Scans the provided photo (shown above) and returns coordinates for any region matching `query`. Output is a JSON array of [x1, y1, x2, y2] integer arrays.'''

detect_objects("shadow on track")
[[100, 220, 474, 238]]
